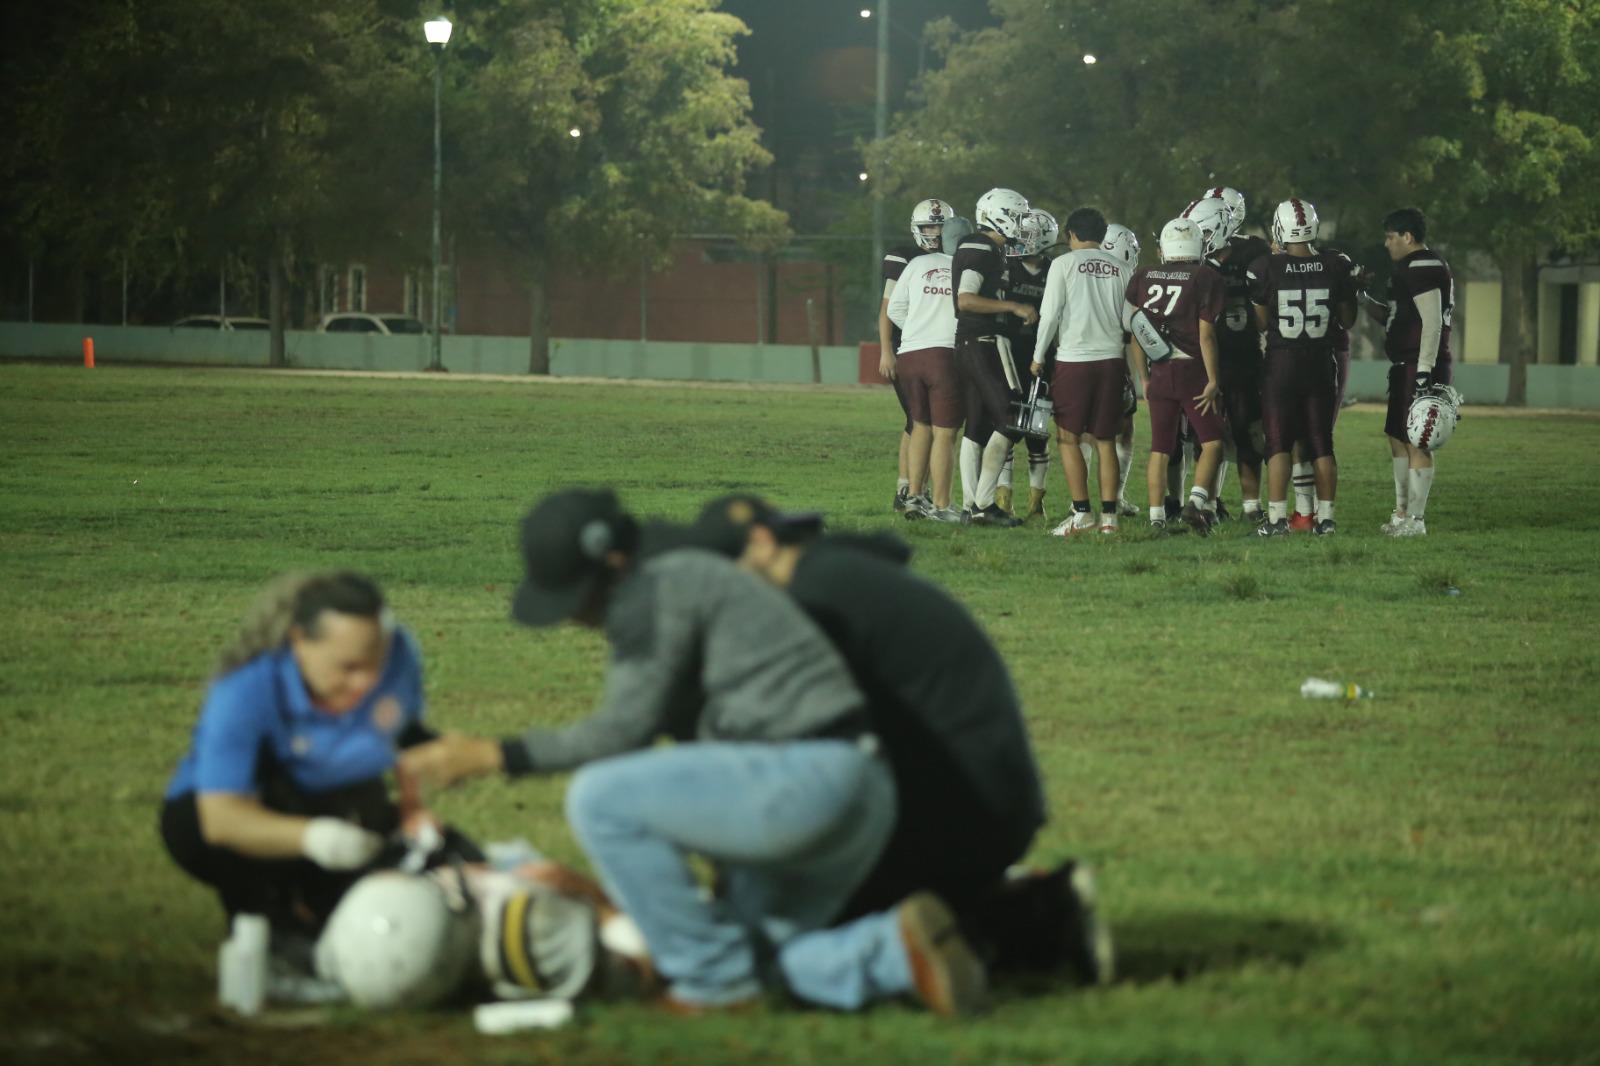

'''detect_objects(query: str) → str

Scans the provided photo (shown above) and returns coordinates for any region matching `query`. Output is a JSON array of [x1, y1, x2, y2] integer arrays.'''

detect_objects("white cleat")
[[1387, 516, 1427, 537], [1379, 512, 1409, 535], [1049, 514, 1098, 537]]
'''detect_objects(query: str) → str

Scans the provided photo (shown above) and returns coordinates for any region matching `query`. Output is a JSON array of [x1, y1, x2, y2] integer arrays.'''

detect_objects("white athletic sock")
[[999, 450, 1014, 490], [1188, 485, 1210, 511], [975, 432, 1011, 509], [1150, 506, 1166, 524], [1292, 462, 1315, 516], [1028, 448, 1050, 490], [1243, 498, 1262, 515], [959, 438, 981, 509], [1116, 440, 1133, 499], [1408, 466, 1434, 519], [1268, 500, 1287, 522], [1393, 457, 1410, 514], [1316, 499, 1335, 522]]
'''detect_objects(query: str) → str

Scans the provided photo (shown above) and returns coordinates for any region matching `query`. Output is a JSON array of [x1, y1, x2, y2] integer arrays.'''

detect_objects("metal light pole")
[[871, 1, 889, 286], [424, 17, 453, 372]]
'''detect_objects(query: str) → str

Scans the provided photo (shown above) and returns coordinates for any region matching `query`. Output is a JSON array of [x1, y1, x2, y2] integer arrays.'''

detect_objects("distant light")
[[423, 17, 452, 46], [1082, 53, 1097, 65], [859, 8, 872, 18], [568, 127, 582, 138], [858, 171, 869, 182]]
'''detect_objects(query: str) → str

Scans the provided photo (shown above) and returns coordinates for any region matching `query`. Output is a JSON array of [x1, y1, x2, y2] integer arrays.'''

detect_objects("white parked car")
[[317, 312, 429, 335], [172, 315, 270, 330]]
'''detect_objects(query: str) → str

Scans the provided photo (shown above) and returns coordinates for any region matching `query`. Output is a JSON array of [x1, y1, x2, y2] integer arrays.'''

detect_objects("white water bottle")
[[218, 914, 269, 1016], [1300, 677, 1374, 700]]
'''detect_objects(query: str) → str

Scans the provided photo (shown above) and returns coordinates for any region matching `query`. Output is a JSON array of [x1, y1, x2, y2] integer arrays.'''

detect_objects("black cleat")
[[1256, 517, 1290, 537], [1180, 502, 1211, 536], [970, 503, 1023, 529], [1313, 518, 1336, 536], [893, 486, 911, 514]]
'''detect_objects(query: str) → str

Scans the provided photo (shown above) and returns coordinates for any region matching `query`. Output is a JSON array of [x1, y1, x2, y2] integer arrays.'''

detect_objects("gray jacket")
[[502, 549, 865, 775]]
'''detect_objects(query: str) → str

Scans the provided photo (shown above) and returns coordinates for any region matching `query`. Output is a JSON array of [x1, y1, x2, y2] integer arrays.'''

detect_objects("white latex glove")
[[301, 817, 383, 870]]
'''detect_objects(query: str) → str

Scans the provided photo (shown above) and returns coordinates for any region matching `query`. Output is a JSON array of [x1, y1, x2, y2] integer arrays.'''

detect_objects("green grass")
[[1, 364, 1597, 1065]]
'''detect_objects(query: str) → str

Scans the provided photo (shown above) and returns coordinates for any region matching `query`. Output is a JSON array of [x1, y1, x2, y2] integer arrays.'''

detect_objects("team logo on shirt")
[[921, 266, 952, 296], [373, 696, 403, 734]]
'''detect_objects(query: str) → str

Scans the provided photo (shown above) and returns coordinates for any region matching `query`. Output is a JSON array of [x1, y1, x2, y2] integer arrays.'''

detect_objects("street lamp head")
[[1082, 53, 1097, 65], [424, 17, 453, 47], [568, 127, 582, 138], [859, 8, 872, 18], [858, 171, 869, 183]]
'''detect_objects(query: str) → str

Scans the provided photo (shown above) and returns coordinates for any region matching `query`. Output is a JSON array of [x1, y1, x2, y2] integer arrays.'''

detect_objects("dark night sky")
[[719, 1, 995, 225]]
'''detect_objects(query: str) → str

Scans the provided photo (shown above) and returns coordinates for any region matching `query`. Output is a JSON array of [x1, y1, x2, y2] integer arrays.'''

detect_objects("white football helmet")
[[1102, 223, 1140, 266], [1158, 218, 1204, 262], [1406, 384, 1464, 451], [975, 187, 1030, 239], [315, 871, 481, 1010], [910, 198, 956, 253], [1202, 185, 1247, 228], [1181, 196, 1234, 256], [1017, 209, 1059, 256], [1271, 198, 1320, 245]]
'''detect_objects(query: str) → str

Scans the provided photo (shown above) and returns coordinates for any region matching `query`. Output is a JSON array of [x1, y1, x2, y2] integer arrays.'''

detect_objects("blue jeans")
[[565, 740, 912, 1009]]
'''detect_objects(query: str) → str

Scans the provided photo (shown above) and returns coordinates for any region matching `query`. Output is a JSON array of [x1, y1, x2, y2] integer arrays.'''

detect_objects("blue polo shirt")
[[165, 626, 425, 801]]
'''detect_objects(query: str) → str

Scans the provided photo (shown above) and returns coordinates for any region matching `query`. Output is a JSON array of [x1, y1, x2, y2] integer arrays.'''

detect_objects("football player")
[[1248, 199, 1357, 536], [887, 217, 974, 522], [881, 199, 954, 513], [1371, 207, 1454, 536], [1187, 188, 1271, 523], [997, 208, 1058, 521], [1031, 207, 1132, 534], [1124, 218, 1227, 534], [952, 187, 1038, 528]]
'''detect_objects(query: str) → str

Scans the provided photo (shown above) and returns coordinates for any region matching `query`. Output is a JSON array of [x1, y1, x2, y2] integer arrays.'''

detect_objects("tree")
[[443, 0, 787, 373]]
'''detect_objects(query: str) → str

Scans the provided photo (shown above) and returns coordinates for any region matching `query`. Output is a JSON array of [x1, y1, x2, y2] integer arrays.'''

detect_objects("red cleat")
[[1288, 512, 1315, 533]]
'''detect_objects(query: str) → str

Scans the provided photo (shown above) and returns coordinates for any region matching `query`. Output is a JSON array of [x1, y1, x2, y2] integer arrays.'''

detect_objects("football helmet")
[[1202, 185, 1247, 228], [1406, 384, 1464, 451], [910, 198, 956, 253], [315, 871, 480, 1009], [1181, 196, 1233, 256], [1271, 198, 1320, 246], [975, 187, 1030, 239], [1158, 217, 1204, 262], [1102, 223, 1140, 266], [940, 216, 976, 254], [1017, 209, 1060, 257]]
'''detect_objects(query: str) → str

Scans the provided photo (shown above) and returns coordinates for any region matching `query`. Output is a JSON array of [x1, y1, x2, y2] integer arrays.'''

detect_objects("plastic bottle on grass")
[[218, 913, 269, 1016], [1300, 677, 1374, 700]]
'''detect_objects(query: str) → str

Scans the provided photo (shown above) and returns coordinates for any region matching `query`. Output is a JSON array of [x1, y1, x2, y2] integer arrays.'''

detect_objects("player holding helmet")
[[881, 199, 954, 514], [953, 187, 1038, 527], [1124, 218, 1227, 534], [997, 208, 1058, 521], [1372, 207, 1455, 536], [1248, 198, 1357, 536]]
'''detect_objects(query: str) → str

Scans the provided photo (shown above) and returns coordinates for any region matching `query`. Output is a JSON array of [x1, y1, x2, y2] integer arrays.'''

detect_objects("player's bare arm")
[[877, 298, 897, 381], [957, 291, 1038, 325]]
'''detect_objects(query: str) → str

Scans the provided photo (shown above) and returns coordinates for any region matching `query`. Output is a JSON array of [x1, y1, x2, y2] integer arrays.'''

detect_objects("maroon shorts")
[[1261, 346, 1339, 459], [1147, 358, 1226, 455], [1050, 359, 1125, 439], [897, 346, 962, 429], [1219, 353, 1263, 463], [1385, 358, 1453, 441]]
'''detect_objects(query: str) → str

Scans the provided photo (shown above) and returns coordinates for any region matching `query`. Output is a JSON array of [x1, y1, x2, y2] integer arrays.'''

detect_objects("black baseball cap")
[[690, 494, 826, 558], [511, 488, 632, 627]]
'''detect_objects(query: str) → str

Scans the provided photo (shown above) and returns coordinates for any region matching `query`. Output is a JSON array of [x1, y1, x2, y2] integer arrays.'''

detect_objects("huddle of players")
[[882, 187, 1455, 538]]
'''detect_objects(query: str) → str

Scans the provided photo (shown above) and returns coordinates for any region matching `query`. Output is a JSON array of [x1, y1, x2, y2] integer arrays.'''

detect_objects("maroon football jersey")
[[1125, 260, 1225, 360], [1384, 249, 1454, 364], [1213, 235, 1271, 362], [1247, 250, 1358, 350]]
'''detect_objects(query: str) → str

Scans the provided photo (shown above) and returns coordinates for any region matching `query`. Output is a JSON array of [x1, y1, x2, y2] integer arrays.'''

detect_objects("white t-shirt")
[[887, 252, 957, 353], [1033, 247, 1128, 364]]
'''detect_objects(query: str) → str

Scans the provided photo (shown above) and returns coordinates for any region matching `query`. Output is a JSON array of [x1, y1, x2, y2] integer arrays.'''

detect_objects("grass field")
[[1, 363, 1597, 1066]]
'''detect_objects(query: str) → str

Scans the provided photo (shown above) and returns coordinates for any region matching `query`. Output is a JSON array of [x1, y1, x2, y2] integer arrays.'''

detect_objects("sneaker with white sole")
[[929, 506, 968, 525], [1048, 513, 1098, 537], [1256, 517, 1290, 537], [893, 486, 910, 514], [897, 892, 989, 1016], [1378, 512, 1409, 534], [1313, 518, 1336, 536], [1098, 517, 1118, 534], [1118, 498, 1141, 518]]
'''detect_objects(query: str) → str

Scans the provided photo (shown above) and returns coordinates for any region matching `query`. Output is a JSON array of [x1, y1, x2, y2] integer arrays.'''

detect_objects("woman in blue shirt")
[[160, 571, 431, 936]]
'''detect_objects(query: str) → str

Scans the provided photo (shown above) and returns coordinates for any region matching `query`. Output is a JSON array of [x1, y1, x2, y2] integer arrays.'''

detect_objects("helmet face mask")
[[1159, 218, 1204, 263], [1016, 209, 1060, 257], [1271, 198, 1320, 246], [1180, 196, 1233, 257], [910, 198, 955, 253], [974, 187, 1030, 240], [1102, 223, 1140, 266]]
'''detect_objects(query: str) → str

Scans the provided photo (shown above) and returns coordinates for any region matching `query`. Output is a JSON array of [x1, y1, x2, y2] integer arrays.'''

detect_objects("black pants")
[[159, 769, 398, 935]]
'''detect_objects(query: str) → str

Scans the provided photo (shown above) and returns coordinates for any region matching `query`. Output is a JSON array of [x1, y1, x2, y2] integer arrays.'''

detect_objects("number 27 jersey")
[[1247, 251, 1357, 351]]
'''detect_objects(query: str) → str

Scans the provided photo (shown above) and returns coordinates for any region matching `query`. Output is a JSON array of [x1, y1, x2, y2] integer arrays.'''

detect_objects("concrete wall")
[[0, 323, 862, 386]]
